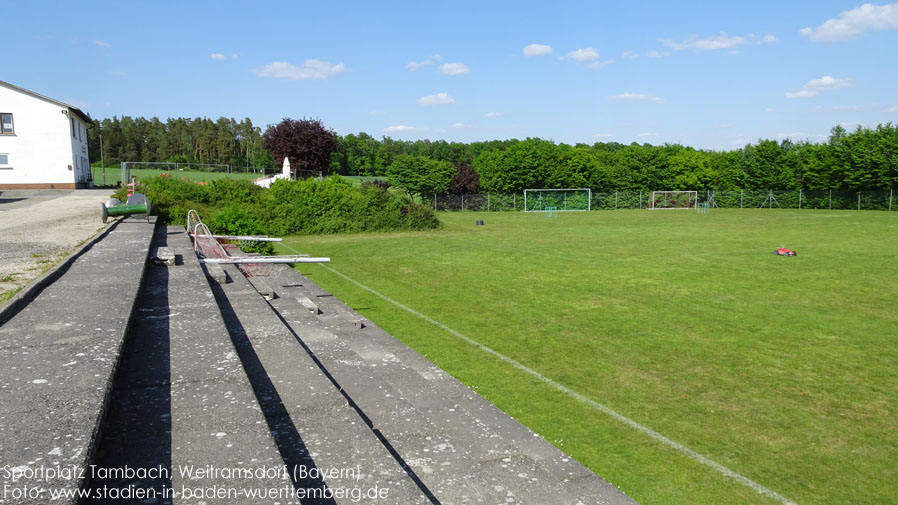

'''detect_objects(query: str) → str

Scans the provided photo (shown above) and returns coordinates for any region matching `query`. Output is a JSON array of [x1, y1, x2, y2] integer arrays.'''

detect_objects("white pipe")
[[200, 257, 330, 264]]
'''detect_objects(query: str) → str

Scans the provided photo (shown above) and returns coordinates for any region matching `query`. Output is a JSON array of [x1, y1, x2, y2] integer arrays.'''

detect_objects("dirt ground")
[[0, 189, 116, 300]]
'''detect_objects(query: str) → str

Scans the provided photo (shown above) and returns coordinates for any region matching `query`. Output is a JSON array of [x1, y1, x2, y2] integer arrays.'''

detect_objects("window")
[[0, 153, 10, 167], [0, 113, 13, 134], [71, 117, 75, 137]]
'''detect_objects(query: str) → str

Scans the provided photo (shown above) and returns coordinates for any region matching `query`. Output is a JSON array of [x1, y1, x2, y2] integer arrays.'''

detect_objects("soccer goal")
[[647, 191, 698, 210], [524, 189, 591, 212]]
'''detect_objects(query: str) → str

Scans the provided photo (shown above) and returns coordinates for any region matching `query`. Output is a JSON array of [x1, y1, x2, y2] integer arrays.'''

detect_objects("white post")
[[615, 191, 618, 210], [890, 189, 893, 211], [282, 157, 291, 179], [858, 192, 861, 211], [740, 190, 743, 208], [829, 190, 832, 210], [433, 193, 437, 210], [799, 190, 802, 209]]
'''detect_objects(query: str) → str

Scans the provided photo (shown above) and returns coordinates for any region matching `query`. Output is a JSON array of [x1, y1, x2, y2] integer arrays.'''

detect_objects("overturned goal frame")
[[647, 191, 698, 210], [523, 189, 592, 212]]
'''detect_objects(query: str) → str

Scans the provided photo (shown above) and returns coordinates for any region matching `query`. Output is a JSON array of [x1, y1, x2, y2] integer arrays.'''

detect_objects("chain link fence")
[[429, 190, 896, 211]]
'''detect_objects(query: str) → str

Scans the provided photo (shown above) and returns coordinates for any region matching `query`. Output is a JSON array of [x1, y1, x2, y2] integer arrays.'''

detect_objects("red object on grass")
[[774, 248, 797, 256]]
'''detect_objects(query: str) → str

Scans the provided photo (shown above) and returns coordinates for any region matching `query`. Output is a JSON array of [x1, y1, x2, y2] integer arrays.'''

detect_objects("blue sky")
[[6, 1, 897, 150]]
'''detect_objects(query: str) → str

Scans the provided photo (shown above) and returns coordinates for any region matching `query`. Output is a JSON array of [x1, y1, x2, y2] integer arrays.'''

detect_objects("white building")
[[0, 80, 93, 189]]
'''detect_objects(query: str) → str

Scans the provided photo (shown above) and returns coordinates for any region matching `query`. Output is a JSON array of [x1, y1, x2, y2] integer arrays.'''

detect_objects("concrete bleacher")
[[0, 217, 637, 504], [0, 217, 156, 504]]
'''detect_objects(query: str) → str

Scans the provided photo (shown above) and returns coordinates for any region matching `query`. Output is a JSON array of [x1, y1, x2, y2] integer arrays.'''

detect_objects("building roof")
[[0, 80, 92, 124]]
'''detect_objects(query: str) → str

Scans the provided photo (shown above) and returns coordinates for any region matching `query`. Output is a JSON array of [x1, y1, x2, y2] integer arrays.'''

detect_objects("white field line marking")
[[280, 244, 795, 505]]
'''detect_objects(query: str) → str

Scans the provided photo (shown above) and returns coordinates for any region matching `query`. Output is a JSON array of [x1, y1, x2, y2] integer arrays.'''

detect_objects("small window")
[[71, 117, 76, 137], [78, 122, 83, 141], [0, 113, 13, 134], [0, 153, 9, 166]]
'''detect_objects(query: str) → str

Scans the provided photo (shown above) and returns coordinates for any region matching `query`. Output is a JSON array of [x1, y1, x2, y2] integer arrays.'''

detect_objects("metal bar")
[[200, 257, 330, 264], [858, 192, 861, 211], [829, 190, 832, 210], [190, 233, 282, 242], [799, 189, 802, 209], [890, 189, 893, 211]]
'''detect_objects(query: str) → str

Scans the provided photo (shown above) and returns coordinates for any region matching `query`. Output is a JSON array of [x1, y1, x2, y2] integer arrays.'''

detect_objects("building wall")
[[0, 84, 90, 189]]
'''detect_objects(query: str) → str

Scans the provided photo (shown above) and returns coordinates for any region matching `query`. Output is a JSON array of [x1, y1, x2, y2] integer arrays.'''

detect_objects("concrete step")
[[212, 261, 431, 504], [262, 265, 636, 505], [85, 226, 289, 504], [0, 217, 156, 504]]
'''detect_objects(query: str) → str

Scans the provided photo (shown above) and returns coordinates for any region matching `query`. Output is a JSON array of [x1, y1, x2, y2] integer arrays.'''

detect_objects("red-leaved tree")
[[262, 118, 337, 176]]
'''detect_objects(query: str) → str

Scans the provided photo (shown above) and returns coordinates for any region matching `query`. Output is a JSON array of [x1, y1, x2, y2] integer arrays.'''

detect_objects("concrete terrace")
[[0, 217, 637, 505]]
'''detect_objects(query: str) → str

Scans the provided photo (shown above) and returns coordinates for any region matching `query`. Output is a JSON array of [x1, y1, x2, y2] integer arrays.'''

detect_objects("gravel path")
[[0, 189, 114, 299]]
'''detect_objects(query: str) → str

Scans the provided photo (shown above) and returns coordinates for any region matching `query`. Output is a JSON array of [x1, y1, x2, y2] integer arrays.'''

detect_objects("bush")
[[120, 175, 440, 250]]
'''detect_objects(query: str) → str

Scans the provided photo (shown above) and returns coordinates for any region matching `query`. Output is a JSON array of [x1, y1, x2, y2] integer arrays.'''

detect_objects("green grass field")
[[90, 165, 262, 186], [90, 166, 384, 187], [279, 209, 898, 505]]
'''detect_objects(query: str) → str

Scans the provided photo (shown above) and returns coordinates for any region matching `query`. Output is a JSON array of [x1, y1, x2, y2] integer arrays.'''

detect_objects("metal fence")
[[430, 190, 896, 212]]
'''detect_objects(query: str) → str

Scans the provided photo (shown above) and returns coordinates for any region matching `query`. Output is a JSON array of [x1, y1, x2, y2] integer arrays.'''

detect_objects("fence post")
[[740, 190, 744, 209], [829, 190, 832, 210], [615, 191, 618, 210], [488, 193, 491, 212], [461, 194, 465, 212], [434, 193, 437, 211], [799, 189, 802, 209], [890, 189, 893, 211], [858, 192, 861, 211], [639, 191, 643, 209]]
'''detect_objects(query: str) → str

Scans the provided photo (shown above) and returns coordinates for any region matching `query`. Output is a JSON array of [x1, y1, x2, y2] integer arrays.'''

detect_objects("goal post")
[[524, 189, 591, 212], [648, 191, 698, 210]]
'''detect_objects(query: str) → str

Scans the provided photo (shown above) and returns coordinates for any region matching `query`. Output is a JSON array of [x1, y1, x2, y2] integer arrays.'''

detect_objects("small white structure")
[[253, 157, 291, 188], [0, 80, 93, 189]]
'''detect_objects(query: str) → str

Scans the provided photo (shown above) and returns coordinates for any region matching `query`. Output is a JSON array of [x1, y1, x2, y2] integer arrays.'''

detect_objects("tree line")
[[88, 116, 897, 193], [87, 116, 273, 169]]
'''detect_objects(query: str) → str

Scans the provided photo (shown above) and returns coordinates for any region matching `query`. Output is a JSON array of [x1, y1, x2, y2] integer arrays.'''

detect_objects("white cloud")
[[440, 63, 470, 75], [407, 54, 442, 71], [884, 106, 898, 112], [785, 90, 821, 99], [786, 75, 854, 98], [523, 43, 553, 56], [610, 92, 664, 103], [806, 75, 854, 90], [94, 40, 111, 48], [759, 34, 777, 44], [646, 50, 671, 58], [588, 60, 614, 69], [565, 47, 599, 62], [211, 53, 226, 60], [484, 111, 505, 118], [252, 60, 346, 81], [418, 92, 455, 106], [621, 50, 639, 59], [384, 125, 428, 133], [452, 122, 473, 129], [801, 3, 898, 42], [662, 33, 749, 50]]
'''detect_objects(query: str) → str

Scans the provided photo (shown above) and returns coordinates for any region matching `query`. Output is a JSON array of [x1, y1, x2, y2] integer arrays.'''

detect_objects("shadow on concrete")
[[209, 282, 337, 505], [85, 229, 172, 504]]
